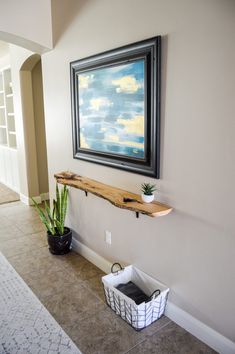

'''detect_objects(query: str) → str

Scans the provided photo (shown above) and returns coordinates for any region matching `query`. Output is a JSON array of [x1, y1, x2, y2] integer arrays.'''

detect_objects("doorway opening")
[[19, 54, 49, 203]]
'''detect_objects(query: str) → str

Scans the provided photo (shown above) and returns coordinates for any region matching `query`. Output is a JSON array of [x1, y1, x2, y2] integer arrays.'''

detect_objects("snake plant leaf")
[[60, 186, 64, 223], [56, 183, 61, 222], [54, 219, 63, 235], [52, 199, 56, 221], [55, 196, 60, 223], [31, 198, 55, 235], [61, 185, 68, 230], [44, 200, 55, 235]]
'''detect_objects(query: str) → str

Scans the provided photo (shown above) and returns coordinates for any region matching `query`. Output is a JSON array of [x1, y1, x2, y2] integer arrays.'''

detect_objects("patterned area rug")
[[0, 252, 81, 354], [0, 183, 19, 205]]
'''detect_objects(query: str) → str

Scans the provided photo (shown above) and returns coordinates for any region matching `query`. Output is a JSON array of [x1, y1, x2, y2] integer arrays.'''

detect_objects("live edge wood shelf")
[[55, 171, 173, 218]]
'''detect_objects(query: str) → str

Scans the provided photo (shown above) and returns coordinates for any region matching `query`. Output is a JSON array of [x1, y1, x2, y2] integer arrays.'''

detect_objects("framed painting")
[[70, 36, 161, 177]]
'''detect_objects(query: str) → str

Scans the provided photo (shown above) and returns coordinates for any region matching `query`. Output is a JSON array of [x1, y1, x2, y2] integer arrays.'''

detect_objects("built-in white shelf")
[[0, 67, 17, 149], [0, 144, 20, 191]]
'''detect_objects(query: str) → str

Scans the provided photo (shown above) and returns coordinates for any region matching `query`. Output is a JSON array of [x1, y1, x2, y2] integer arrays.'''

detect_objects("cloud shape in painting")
[[105, 134, 119, 143], [112, 75, 142, 94], [80, 132, 90, 149], [117, 115, 144, 135], [104, 133, 144, 150], [90, 97, 113, 111], [79, 74, 94, 89]]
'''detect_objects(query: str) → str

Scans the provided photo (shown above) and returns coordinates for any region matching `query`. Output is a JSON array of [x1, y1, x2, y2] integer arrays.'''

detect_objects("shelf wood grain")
[[55, 171, 173, 218]]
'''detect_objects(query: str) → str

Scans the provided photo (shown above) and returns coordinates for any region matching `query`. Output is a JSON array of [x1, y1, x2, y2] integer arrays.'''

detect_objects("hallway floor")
[[0, 182, 19, 205], [0, 201, 216, 354]]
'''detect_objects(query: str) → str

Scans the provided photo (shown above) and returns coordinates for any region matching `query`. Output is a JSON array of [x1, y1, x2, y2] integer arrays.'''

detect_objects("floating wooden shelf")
[[55, 171, 173, 218]]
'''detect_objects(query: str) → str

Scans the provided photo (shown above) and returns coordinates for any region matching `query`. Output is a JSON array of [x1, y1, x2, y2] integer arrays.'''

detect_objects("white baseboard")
[[20, 194, 36, 205], [71, 237, 235, 354], [40, 192, 49, 202], [72, 238, 112, 274], [20, 192, 49, 205], [165, 302, 235, 354]]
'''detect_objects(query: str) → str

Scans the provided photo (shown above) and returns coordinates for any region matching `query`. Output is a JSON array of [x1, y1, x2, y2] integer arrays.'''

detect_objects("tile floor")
[[0, 182, 19, 205], [0, 201, 216, 354]]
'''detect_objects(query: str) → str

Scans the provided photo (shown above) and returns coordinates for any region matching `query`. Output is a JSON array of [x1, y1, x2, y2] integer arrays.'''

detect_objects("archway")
[[20, 54, 49, 202]]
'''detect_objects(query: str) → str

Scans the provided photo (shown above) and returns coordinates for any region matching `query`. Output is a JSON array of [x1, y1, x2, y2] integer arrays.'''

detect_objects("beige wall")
[[20, 69, 40, 197], [32, 61, 49, 194], [42, 0, 235, 341]]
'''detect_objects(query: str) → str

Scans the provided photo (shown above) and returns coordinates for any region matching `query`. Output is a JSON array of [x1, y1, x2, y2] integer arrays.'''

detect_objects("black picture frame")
[[70, 36, 161, 178]]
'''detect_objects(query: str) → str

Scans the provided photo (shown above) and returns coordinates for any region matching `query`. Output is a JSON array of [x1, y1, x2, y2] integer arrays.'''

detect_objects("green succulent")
[[141, 183, 157, 196], [32, 184, 68, 236]]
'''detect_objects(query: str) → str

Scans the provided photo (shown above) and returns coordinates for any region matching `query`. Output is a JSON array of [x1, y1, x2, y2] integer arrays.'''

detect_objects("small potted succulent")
[[32, 184, 72, 255], [141, 183, 157, 203]]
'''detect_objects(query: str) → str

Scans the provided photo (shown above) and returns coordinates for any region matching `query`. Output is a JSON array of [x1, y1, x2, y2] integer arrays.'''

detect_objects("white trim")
[[40, 192, 49, 202], [71, 237, 235, 354], [0, 65, 10, 71], [20, 193, 33, 205], [165, 302, 235, 354], [20, 193, 49, 205], [72, 238, 112, 274], [19, 194, 27, 204]]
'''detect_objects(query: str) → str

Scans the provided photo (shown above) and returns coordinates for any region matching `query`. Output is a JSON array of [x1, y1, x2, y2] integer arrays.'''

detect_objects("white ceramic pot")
[[141, 194, 154, 203]]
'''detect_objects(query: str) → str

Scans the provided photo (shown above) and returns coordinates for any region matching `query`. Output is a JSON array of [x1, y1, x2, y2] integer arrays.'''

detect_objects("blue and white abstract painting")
[[78, 59, 145, 159]]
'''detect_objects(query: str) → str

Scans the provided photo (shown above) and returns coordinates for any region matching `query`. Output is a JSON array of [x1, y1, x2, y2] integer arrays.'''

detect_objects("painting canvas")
[[78, 59, 145, 159], [71, 36, 161, 177]]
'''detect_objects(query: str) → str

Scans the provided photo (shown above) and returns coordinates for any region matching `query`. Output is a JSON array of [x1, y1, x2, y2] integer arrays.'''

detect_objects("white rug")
[[0, 252, 81, 354]]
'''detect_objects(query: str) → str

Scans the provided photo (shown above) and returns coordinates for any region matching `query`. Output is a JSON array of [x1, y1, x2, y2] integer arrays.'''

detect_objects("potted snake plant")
[[32, 184, 72, 255]]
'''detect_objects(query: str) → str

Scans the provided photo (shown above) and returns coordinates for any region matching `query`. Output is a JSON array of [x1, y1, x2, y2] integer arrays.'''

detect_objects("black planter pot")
[[47, 227, 72, 255]]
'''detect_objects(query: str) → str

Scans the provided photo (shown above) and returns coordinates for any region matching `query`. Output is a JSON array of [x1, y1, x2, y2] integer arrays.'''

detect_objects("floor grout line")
[[122, 338, 146, 354], [145, 317, 172, 336], [122, 320, 173, 354]]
